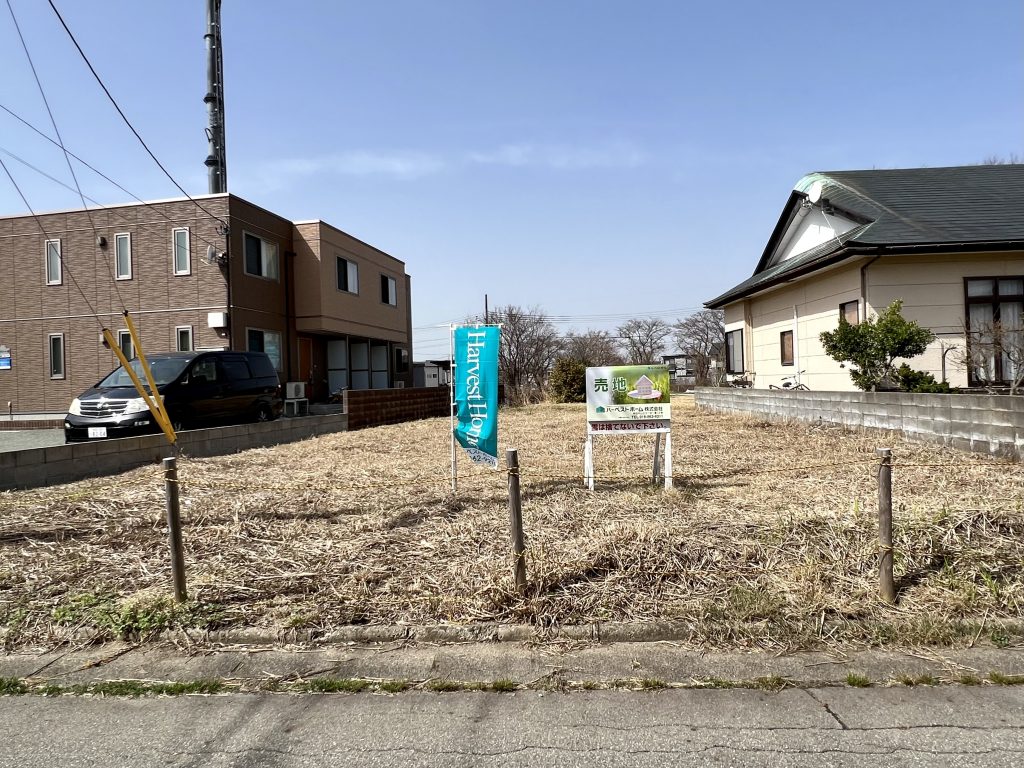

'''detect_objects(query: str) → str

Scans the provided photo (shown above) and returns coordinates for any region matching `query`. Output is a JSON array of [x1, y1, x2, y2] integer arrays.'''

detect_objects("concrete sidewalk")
[[4, 641, 1024, 691]]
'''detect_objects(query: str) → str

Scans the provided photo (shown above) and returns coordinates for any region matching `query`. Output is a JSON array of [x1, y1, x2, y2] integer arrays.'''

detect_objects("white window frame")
[[172, 227, 191, 276], [45, 239, 62, 285], [114, 232, 132, 280], [246, 327, 283, 371], [337, 256, 359, 294], [117, 329, 134, 360], [175, 326, 194, 352], [48, 333, 65, 379], [381, 274, 397, 306], [243, 231, 280, 281]]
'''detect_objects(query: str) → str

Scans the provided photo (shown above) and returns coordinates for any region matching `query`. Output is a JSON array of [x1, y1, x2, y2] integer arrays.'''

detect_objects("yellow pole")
[[122, 312, 174, 433], [102, 327, 177, 445]]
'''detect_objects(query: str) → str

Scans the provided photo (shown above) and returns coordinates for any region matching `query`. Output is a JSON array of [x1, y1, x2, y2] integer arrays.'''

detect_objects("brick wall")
[[343, 387, 450, 430]]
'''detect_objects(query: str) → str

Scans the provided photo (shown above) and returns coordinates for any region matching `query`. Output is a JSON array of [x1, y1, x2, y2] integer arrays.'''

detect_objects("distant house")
[[0, 193, 413, 414], [413, 359, 451, 388], [705, 165, 1024, 391]]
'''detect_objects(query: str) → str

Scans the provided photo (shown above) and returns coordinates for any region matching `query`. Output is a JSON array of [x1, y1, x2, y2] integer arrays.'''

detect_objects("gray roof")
[[706, 164, 1024, 308]]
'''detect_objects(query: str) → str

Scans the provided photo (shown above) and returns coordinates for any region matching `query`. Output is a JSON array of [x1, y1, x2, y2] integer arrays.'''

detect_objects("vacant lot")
[[1, 397, 1022, 650]]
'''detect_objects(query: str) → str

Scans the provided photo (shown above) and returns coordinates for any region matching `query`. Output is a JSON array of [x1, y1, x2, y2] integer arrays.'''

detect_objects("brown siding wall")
[[0, 197, 230, 413], [227, 198, 295, 379], [344, 387, 449, 430]]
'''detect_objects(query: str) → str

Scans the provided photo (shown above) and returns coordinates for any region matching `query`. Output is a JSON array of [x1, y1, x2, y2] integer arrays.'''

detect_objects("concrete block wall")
[[344, 387, 450, 431], [0, 414, 348, 491], [695, 388, 1024, 460]]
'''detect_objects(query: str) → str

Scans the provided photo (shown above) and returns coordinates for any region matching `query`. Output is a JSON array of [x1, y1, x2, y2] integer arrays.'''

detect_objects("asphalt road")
[[3, 686, 1022, 767], [0, 429, 64, 453]]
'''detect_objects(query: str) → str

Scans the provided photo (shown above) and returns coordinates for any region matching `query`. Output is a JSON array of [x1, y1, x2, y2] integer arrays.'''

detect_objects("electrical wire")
[[0, 155, 105, 331], [46, 0, 229, 230], [0, 102, 226, 255], [6, 0, 124, 310]]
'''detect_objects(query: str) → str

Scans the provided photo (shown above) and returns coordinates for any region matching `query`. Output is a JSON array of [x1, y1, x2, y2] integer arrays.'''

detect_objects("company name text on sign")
[[453, 326, 500, 468]]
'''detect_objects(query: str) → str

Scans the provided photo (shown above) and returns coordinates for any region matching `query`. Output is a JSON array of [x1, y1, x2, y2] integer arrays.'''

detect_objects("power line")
[[412, 307, 706, 331], [0, 102, 225, 254], [0, 155, 104, 331], [6, 0, 124, 310], [46, 0, 229, 229]]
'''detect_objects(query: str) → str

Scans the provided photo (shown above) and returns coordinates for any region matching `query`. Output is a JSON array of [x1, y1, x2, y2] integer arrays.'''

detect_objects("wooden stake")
[[876, 448, 895, 603], [506, 448, 527, 593], [163, 457, 188, 602]]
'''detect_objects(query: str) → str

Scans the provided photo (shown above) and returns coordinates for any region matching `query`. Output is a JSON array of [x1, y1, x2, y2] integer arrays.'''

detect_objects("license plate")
[[87, 427, 108, 438]]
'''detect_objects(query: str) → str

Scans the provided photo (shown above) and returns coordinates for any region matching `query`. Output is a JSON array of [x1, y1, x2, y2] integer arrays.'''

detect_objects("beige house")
[[705, 165, 1024, 391]]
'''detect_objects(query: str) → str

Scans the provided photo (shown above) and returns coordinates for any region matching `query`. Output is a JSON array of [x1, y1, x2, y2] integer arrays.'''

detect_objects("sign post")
[[584, 365, 672, 490]]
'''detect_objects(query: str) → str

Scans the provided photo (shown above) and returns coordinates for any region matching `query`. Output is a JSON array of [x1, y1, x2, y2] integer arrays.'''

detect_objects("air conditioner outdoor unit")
[[394, 381, 405, 388], [285, 381, 306, 399], [207, 311, 228, 329]]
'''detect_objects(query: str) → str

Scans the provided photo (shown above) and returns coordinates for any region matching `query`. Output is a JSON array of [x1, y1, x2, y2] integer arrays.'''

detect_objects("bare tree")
[[562, 329, 624, 367], [485, 305, 562, 404], [980, 154, 1022, 165], [955, 320, 1024, 394], [616, 318, 672, 364], [672, 309, 725, 385]]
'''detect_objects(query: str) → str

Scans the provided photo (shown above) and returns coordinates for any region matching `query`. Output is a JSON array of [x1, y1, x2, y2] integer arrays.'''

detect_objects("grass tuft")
[[0, 677, 28, 695], [845, 673, 871, 688], [303, 678, 370, 694], [987, 672, 1024, 685]]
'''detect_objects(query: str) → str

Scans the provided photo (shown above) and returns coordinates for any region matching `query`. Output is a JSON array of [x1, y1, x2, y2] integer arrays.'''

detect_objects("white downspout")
[[793, 304, 800, 384]]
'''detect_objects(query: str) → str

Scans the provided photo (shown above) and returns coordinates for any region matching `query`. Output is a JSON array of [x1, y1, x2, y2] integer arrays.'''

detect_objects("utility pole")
[[485, 294, 489, 325], [204, 0, 227, 193]]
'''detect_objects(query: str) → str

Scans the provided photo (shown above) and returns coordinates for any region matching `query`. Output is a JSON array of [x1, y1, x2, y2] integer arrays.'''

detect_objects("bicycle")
[[728, 372, 754, 388], [769, 371, 809, 390]]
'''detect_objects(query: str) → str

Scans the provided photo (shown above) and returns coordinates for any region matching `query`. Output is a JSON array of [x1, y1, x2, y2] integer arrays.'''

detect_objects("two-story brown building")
[[0, 193, 413, 415]]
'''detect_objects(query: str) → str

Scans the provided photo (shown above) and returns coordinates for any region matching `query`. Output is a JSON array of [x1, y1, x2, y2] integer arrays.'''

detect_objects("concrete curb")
[[159, 620, 698, 646], [5, 617, 1020, 651]]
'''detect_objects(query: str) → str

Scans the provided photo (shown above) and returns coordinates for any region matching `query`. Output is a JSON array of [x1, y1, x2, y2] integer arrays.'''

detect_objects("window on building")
[[115, 233, 132, 280], [176, 326, 193, 352], [840, 300, 859, 325], [117, 330, 135, 360], [394, 347, 409, 374], [337, 257, 359, 293], [49, 333, 65, 378], [381, 274, 397, 305], [247, 328, 283, 370], [45, 239, 62, 285], [173, 228, 191, 275], [243, 232, 279, 280], [780, 330, 794, 366], [965, 277, 1024, 385], [725, 329, 744, 374]]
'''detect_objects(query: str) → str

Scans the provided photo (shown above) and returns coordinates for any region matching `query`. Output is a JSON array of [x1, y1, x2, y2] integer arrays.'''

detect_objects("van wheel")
[[256, 405, 273, 423]]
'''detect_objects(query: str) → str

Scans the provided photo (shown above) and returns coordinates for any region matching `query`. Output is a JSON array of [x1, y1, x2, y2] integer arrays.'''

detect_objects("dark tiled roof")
[[706, 164, 1024, 308]]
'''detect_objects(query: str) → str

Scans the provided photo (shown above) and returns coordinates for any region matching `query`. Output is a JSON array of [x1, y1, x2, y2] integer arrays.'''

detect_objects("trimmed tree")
[[548, 358, 587, 403], [819, 300, 935, 391]]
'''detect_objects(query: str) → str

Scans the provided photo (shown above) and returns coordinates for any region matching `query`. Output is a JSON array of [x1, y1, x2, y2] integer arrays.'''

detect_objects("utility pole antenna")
[[204, 0, 227, 193]]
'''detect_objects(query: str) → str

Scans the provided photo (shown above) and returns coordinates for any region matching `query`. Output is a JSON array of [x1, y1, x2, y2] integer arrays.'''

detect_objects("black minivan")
[[64, 351, 283, 442]]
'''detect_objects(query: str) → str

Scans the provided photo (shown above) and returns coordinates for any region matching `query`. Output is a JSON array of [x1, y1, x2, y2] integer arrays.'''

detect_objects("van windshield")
[[97, 358, 191, 389]]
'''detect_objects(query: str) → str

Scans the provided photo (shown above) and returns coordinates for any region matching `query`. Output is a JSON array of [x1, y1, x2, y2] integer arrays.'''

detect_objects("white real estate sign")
[[584, 365, 673, 489]]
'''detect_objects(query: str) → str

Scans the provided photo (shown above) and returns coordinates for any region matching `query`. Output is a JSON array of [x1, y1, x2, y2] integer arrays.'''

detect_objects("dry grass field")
[[1, 395, 1022, 650]]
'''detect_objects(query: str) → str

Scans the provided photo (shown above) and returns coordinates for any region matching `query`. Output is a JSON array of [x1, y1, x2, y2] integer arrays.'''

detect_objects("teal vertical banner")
[[453, 325, 500, 468]]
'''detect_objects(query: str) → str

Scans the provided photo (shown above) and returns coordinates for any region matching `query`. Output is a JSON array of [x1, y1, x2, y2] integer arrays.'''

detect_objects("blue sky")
[[1, 0, 1021, 360]]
